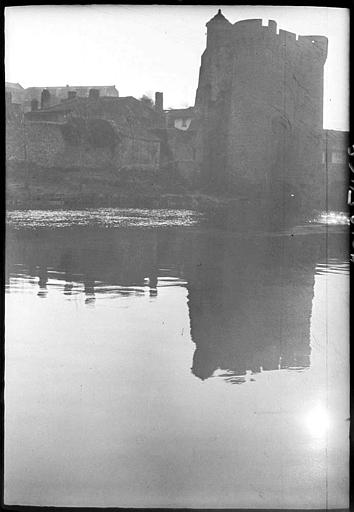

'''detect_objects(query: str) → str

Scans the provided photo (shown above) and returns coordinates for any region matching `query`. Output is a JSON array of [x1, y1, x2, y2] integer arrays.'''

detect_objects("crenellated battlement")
[[234, 19, 327, 60], [206, 14, 328, 62]]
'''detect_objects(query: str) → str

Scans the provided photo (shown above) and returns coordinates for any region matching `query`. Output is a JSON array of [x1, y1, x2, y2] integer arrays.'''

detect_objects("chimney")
[[155, 92, 163, 112], [68, 90, 77, 100], [31, 98, 39, 111], [41, 89, 51, 109], [89, 88, 100, 100]]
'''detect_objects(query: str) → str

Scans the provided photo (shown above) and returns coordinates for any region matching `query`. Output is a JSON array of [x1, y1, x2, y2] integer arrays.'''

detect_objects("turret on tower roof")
[[206, 9, 231, 26]]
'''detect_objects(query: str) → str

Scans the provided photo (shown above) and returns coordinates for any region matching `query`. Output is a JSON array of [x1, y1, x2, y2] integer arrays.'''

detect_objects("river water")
[[5, 209, 349, 508]]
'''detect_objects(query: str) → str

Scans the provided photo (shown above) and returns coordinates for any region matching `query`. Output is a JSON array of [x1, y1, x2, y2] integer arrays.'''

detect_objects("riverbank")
[[7, 161, 345, 230], [4, 161, 252, 226]]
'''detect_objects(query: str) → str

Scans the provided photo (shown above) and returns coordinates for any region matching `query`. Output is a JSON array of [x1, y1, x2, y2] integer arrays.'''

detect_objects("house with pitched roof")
[[22, 89, 162, 171]]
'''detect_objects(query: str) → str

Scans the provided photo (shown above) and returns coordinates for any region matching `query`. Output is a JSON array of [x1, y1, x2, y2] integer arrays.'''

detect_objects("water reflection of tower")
[[84, 276, 96, 305], [60, 250, 74, 295], [37, 265, 48, 298], [149, 271, 158, 297], [184, 232, 322, 382]]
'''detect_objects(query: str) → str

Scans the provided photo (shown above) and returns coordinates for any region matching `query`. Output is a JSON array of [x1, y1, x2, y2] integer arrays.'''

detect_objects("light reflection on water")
[[6, 207, 202, 229], [312, 210, 349, 225], [5, 210, 349, 508]]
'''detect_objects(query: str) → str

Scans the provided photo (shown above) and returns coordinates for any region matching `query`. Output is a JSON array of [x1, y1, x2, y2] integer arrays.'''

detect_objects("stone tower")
[[194, 11, 328, 214]]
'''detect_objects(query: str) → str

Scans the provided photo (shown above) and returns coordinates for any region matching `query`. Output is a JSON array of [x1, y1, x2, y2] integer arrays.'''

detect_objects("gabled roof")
[[166, 107, 195, 119], [5, 82, 24, 90], [41, 96, 158, 118], [25, 85, 117, 92], [24, 96, 161, 142]]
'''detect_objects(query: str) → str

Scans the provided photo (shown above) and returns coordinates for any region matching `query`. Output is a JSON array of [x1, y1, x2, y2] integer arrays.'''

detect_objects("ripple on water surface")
[[6, 208, 203, 229]]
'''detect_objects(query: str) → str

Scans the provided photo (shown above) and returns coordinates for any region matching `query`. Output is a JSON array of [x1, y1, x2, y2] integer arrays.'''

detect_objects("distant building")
[[166, 108, 195, 131], [6, 84, 119, 112], [5, 82, 26, 104], [20, 90, 161, 171]]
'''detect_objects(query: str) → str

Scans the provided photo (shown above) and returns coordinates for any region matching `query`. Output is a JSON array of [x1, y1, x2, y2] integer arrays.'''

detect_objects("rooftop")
[[5, 82, 24, 90], [166, 107, 194, 118], [206, 9, 231, 26], [24, 96, 162, 142], [25, 85, 117, 91], [36, 95, 157, 117]]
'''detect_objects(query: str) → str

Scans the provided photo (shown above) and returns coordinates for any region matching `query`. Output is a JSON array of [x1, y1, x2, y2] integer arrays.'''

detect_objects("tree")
[[140, 94, 154, 108]]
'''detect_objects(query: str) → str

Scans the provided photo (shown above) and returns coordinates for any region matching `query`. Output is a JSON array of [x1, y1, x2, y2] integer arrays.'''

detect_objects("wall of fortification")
[[194, 39, 233, 190], [120, 136, 160, 168], [164, 128, 198, 183], [10, 119, 160, 172], [6, 104, 26, 161], [225, 20, 326, 206], [25, 123, 67, 167], [194, 16, 328, 208]]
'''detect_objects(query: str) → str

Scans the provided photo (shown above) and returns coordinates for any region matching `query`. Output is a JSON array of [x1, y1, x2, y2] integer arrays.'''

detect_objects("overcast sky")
[[5, 5, 349, 130]]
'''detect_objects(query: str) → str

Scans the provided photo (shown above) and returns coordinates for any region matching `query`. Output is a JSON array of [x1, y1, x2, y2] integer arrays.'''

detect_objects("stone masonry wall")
[[194, 14, 328, 212], [6, 103, 26, 161], [9, 118, 160, 171]]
